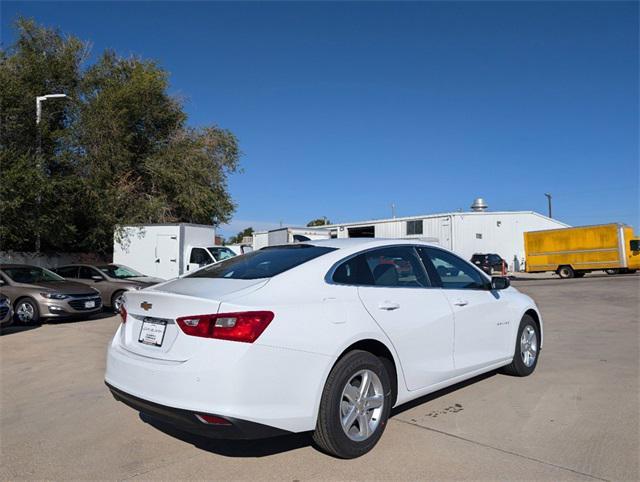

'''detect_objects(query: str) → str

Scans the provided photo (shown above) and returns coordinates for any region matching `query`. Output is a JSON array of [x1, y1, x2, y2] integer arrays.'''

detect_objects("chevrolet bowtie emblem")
[[140, 301, 152, 311]]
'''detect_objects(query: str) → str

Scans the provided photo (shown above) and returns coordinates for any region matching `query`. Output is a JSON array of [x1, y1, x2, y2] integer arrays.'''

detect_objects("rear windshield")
[[188, 245, 336, 280]]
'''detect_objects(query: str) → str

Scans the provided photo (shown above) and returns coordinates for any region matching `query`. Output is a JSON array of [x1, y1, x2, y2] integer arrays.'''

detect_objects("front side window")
[[189, 245, 336, 280], [419, 247, 487, 290], [332, 246, 430, 288], [79, 266, 101, 279], [190, 248, 213, 267], [54, 266, 79, 278], [1, 267, 65, 283], [406, 220, 423, 236]]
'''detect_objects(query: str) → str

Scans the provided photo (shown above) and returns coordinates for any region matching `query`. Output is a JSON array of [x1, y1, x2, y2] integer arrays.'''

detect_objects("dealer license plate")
[[138, 319, 167, 347]]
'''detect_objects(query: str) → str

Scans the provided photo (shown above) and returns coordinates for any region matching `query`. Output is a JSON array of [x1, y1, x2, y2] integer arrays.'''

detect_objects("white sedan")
[[105, 239, 542, 458]]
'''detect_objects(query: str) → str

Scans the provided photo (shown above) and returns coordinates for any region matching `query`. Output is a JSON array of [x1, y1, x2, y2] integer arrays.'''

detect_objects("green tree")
[[0, 18, 87, 252], [307, 217, 331, 227], [227, 227, 254, 245], [0, 18, 241, 254]]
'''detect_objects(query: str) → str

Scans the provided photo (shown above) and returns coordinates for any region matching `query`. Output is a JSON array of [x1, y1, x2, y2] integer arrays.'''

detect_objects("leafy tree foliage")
[[307, 218, 331, 227], [0, 18, 240, 254], [226, 227, 254, 245]]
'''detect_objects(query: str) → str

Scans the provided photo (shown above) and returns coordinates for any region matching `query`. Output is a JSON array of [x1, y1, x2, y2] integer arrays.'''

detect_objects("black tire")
[[605, 269, 619, 275], [111, 290, 126, 313], [14, 297, 40, 324], [557, 265, 574, 279], [503, 314, 540, 377], [313, 350, 393, 459]]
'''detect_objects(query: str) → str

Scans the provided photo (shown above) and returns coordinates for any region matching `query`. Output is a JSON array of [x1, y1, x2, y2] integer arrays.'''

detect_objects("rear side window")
[[188, 245, 336, 280], [332, 246, 430, 288]]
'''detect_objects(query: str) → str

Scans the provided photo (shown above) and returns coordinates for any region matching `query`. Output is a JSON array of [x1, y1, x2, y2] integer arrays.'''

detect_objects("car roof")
[[0, 264, 44, 269], [295, 238, 441, 250]]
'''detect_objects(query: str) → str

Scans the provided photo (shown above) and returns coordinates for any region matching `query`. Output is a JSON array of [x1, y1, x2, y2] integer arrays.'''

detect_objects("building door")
[[348, 225, 375, 238]]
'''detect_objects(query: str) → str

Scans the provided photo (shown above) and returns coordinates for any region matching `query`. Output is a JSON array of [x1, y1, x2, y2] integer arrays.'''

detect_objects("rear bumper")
[[105, 326, 333, 434], [106, 382, 291, 439]]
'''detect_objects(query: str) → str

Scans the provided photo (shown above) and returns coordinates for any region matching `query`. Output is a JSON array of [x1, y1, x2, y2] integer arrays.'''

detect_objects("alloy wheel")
[[339, 369, 384, 442], [16, 302, 34, 323], [520, 325, 538, 368], [113, 294, 124, 313]]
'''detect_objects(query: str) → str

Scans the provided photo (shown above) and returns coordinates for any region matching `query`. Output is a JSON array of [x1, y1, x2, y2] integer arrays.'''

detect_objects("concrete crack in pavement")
[[393, 418, 610, 482]]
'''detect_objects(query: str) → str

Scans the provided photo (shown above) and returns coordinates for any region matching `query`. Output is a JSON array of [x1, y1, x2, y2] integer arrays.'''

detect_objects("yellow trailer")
[[524, 223, 640, 279]]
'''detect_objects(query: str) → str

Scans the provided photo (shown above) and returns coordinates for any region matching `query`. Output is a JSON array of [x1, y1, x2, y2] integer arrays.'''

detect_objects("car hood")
[[115, 276, 163, 286], [20, 280, 98, 295]]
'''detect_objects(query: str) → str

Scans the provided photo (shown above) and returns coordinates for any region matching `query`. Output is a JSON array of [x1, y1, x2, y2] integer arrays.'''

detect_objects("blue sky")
[[2, 1, 638, 237]]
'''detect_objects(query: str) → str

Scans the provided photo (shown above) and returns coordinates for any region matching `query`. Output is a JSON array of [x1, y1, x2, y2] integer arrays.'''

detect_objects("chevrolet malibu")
[[0, 264, 102, 323], [105, 239, 542, 458]]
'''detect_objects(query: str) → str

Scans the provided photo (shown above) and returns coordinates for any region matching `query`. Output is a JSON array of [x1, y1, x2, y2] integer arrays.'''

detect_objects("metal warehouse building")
[[324, 199, 569, 271]]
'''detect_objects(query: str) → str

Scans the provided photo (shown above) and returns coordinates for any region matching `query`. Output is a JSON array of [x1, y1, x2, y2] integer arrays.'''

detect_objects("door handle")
[[378, 301, 400, 311], [453, 299, 469, 307]]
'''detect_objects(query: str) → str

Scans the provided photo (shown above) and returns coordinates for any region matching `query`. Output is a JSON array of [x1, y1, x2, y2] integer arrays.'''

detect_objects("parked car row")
[[0, 263, 161, 325]]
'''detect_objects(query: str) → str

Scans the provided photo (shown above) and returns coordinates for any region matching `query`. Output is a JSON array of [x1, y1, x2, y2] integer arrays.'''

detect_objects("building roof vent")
[[470, 197, 488, 212]]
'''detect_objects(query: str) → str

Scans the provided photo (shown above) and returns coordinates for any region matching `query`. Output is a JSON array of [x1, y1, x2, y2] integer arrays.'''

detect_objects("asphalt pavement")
[[1, 274, 638, 480]]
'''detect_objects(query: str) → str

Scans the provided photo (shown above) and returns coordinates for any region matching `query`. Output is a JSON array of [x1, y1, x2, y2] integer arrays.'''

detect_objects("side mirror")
[[491, 276, 510, 290], [91, 275, 103, 281], [630, 240, 640, 252]]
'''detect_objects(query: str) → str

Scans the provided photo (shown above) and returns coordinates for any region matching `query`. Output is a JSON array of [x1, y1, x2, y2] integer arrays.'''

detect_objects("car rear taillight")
[[195, 413, 232, 426], [120, 305, 127, 324], [176, 311, 274, 343]]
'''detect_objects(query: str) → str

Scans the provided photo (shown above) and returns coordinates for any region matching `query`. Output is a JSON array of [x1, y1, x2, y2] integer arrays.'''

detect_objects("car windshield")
[[189, 245, 336, 280], [97, 265, 145, 279], [207, 247, 236, 262], [2, 266, 65, 283]]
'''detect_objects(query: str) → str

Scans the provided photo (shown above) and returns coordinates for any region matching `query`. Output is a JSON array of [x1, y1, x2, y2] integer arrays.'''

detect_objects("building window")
[[407, 220, 423, 236], [476, 233, 483, 239]]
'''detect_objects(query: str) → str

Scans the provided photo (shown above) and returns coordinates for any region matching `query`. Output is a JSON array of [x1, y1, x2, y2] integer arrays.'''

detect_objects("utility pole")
[[35, 94, 69, 254], [391, 203, 396, 219], [544, 193, 553, 219]]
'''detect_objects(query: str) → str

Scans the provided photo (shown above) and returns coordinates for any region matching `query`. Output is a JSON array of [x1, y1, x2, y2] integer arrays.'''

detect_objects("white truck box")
[[113, 224, 226, 280]]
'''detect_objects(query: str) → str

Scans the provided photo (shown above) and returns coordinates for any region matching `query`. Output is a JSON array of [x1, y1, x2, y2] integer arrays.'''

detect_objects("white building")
[[324, 199, 569, 271], [252, 226, 331, 251]]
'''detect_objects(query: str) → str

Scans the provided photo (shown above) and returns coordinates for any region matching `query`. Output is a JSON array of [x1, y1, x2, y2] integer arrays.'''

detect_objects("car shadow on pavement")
[[0, 323, 40, 336], [47, 310, 115, 325], [140, 413, 313, 457], [138, 371, 501, 458], [391, 370, 497, 418]]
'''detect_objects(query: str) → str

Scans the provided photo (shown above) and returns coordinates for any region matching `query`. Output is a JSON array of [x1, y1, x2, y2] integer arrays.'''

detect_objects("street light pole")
[[35, 94, 69, 254], [544, 193, 553, 219]]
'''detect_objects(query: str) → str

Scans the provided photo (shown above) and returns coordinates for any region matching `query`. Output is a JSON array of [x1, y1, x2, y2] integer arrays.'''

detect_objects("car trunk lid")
[[119, 278, 268, 361]]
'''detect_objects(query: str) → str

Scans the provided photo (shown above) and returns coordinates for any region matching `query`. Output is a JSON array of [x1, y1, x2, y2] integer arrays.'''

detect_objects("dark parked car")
[[470, 253, 506, 275], [0, 264, 102, 324], [51, 264, 162, 312]]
